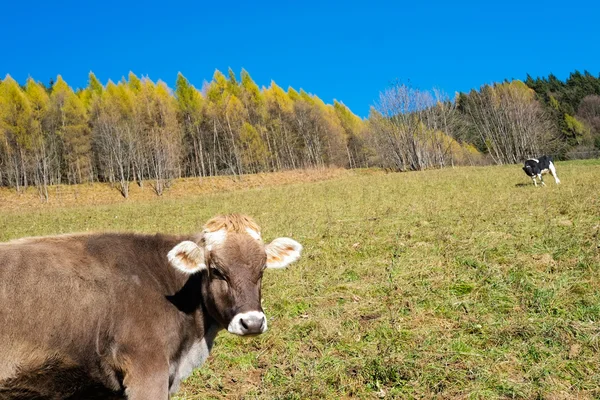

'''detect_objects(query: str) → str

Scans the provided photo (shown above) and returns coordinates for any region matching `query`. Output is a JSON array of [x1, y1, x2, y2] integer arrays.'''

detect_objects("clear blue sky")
[[2, 0, 599, 117]]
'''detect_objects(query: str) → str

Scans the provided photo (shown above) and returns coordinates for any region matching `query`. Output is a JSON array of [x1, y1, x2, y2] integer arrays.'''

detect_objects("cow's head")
[[523, 165, 534, 177], [167, 214, 302, 336]]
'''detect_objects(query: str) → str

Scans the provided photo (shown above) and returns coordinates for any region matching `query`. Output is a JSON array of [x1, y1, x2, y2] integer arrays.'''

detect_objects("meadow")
[[1, 160, 599, 399]]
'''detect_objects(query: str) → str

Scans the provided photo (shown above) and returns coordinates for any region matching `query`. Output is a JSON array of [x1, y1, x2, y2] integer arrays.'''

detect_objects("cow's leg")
[[122, 354, 170, 400], [532, 176, 537, 187], [549, 162, 561, 184], [538, 174, 545, 186]]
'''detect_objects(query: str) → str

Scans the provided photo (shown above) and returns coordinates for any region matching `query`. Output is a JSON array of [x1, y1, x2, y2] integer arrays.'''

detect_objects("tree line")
[[1, 69, 599, 199], [452, 70, 600, 165], [525, 70, 600, 158], [0, 70, 373, 199], [366, 72, 600, 170]]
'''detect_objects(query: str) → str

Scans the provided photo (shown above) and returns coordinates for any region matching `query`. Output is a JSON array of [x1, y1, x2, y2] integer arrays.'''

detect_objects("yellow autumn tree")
[[239, 122, 268, 173], [24, 78, 54, 200], [175, 73, 207, 177], [49, 75, 91, 184], [0, 75, 33, 191], [263, 82, 298, 169], [133, 77, 181, 194]]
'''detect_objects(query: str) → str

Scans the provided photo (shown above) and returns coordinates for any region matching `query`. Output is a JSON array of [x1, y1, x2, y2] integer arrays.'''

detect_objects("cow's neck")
[[137, 234, 196, 295], [166, 272, 204, 314], [164, 247, 225, 393], [169, 315, 220, 394]]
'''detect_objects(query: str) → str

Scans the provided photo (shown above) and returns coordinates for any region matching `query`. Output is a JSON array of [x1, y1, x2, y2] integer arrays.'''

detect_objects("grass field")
[[1, 161, 599, 399]]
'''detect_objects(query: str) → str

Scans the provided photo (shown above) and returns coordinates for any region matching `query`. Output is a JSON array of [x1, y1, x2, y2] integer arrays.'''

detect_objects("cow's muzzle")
[[228, 311, 267, 335]]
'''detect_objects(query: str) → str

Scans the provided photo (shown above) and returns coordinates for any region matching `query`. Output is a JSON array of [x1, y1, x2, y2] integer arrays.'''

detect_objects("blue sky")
[[2, 0, 599, 117]]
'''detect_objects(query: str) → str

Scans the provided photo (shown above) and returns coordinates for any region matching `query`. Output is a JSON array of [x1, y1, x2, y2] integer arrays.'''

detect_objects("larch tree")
[[0, 69, 372, 195], [239, 70, 270, 172], [48, 75, 92, 184], [223, 94, 246, 175], [134, 78, 181, 195], [290, 89, 322, 167], [317, 99, 348, 167], [175, 73, 207, 177], [79, 72, 104, 110], [206, 70, 246, 175], [334, 100, 369, 168], [290, 89, 348, 168], [263, 82, 298, 170], [24, 78, 54, 200], [0, 75, 33, 191], [239, 121, 268, 173], [92, 80, 136, 198]]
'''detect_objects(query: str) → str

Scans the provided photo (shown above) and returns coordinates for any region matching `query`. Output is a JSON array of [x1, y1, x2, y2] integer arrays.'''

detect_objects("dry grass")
[[0, 168, 349, 212], [1, 160, 600, 399]]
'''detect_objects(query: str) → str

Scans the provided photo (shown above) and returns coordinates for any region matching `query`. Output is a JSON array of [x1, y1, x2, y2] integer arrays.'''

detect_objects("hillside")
[[2, 161, 599, 398]]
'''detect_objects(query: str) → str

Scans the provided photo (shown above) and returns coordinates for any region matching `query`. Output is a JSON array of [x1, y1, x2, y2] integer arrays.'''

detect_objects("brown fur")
[[201, 233, 267, 330], [0, 215, 277, 400]]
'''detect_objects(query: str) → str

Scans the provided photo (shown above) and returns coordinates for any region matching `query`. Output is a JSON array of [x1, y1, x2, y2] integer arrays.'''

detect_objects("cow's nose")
[[240, 314, 265, 334], [228, 311, 268, 335]]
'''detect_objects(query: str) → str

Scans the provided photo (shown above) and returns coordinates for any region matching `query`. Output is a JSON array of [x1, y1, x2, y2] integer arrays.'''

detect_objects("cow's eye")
[[212, 268, 227, 281]]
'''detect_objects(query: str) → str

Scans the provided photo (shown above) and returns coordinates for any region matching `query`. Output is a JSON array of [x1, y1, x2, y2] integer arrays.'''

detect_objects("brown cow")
[[0, 214, 302, 399]]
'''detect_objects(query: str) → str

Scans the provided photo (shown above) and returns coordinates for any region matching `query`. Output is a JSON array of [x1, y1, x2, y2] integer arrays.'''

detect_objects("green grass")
[[2, 160, 600, 399]]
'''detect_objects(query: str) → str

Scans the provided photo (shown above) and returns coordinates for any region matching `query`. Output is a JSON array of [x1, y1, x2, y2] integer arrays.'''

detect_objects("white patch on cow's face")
[[246, 227, 262, 241], [227, 311, 267, 335], [203, 229, 227, 251], [167, 241, 206, 274], [265, 237, 302, 269]]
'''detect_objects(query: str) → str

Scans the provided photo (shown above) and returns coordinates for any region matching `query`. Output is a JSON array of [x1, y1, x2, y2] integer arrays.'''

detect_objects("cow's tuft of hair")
[[203, 214, 261, 236]]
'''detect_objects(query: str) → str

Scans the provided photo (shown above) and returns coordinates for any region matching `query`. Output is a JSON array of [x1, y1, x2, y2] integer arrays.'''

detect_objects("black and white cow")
[[522, 156, 561, 186]]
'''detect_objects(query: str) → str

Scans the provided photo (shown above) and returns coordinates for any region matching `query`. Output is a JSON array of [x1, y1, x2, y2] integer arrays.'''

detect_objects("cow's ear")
[[168, 241, 206, 274], [265, 238, 302, 269]]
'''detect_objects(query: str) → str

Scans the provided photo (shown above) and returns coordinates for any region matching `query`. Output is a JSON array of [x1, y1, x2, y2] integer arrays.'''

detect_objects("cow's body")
[[0, 215, 302, 399], [522, 156, 561, 186]]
